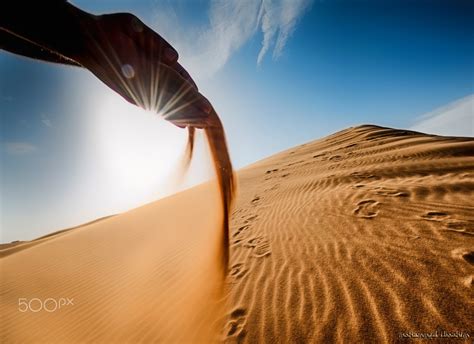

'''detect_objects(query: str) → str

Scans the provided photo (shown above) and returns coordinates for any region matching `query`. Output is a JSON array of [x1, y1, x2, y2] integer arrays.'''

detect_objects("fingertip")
[[127, 16, 177, 62], [173, 63, 198, 90], [131, 16, 144, 33], [196, 94, 213, 114]]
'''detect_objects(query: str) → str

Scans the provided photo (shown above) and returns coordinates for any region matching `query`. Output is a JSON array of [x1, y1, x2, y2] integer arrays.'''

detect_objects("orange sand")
[[1, 125, 473, 343]]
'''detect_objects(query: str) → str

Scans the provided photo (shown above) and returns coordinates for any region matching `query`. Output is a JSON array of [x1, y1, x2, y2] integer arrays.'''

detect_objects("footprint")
[[265, 169, 279, 175], [281, 173, 290, 178], [244, 215, 258, 224], [251, 196, 260, 205], [313, 153, 326, 159], [329, 155, 343, 162], [244, 237, 271, 258], [225, 308, 247, 339], [451, 248, 474, 265], [373, 187, 409, 198], [264, 169, 280, 180], [232, 225, 249, 238], [421, 211, 449, 221], [350, 171, 378, 180], [353, 200, 379, 219], [229, 263, 248, 279], [444, 220, 474, 236], [462, 252, 474, 265], [232, 238, 243, 246]]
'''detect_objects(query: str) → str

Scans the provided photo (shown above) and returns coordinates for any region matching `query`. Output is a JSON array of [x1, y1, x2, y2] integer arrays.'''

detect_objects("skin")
[[0, 1, 211, 128]]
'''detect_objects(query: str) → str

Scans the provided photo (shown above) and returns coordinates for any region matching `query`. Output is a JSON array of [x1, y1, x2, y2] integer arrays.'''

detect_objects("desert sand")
[[1, 125, 473, 343]]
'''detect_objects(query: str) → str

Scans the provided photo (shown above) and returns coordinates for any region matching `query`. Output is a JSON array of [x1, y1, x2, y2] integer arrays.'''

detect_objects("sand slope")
[[2, 125, 474, 343], [1, 184, 226, 343], [226, 125, 474, 343]]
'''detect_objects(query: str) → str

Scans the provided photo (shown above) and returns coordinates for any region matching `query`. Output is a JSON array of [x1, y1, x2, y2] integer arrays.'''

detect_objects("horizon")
[[1, 0, 473, 242]]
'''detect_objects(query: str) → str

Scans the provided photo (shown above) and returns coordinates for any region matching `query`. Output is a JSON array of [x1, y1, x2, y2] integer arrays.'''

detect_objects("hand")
[[73, 12, 212, 128]]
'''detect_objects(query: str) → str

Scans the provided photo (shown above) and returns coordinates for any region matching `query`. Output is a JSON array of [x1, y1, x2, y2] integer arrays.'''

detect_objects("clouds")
[[3, 142, 37, 155], [258, 0, 313, 64], [410, 94, 473, 137], [200, 0, 263, 76], [153, 0, 312, 79]]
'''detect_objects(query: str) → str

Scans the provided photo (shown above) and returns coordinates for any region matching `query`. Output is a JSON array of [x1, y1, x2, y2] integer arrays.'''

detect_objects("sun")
[[90, 93, 186, 206]]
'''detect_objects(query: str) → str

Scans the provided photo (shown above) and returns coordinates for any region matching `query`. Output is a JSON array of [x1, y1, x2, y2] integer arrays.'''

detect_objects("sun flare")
[[92, 94, 186, 203]]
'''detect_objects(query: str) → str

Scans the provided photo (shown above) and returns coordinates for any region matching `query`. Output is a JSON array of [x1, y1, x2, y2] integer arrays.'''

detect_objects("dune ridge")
[[225, 125, 473, 343], [1, 125, 473, 343]]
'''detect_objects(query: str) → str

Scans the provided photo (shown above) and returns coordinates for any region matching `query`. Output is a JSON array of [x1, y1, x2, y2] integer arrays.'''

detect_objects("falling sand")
[[183, 109, 236, 274]]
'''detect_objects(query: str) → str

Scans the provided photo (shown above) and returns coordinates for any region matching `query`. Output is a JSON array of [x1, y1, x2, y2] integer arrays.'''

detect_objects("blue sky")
[[1, 0, 473, 241]]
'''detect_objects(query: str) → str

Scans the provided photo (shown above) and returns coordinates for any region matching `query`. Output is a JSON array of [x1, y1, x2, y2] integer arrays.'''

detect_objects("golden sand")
[[1, 125, 473, 343]]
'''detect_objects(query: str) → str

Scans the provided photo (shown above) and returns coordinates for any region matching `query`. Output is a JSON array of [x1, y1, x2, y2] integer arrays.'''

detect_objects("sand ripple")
[[226, 125, 473, 343]]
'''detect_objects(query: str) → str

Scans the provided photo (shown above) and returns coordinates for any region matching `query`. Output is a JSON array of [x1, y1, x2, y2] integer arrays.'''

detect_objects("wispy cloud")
[[3, 142, 37, 155], [258, 0, 313, 64], [410, 94, 474, 137], [153, 0, 312, 78]]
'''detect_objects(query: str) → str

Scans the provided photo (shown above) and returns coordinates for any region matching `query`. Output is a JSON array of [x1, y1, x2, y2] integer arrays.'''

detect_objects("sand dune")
[[1, 185, 226, 343], [1, 125, 473, 343]]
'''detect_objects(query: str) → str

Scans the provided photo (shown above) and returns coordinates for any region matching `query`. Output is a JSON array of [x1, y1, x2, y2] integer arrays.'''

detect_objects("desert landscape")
[[1, 124, 473, 343]]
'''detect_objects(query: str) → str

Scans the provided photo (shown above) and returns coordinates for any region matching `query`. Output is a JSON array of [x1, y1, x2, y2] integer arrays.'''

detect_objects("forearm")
[[0, 29, 81, 66], [0, 1, 95, 62]]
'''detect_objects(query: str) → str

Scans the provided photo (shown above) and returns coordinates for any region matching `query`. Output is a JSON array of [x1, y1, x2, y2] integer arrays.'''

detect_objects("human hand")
[[73, 12, 212, 128]]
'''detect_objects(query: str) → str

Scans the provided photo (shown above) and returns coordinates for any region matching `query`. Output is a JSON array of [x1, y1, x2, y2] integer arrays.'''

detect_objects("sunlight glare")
[[92, 94, 186, 206]]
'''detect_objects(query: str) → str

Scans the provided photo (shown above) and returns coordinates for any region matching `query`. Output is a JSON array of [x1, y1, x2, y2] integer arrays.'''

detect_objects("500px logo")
[[18, 298, 74, 312]]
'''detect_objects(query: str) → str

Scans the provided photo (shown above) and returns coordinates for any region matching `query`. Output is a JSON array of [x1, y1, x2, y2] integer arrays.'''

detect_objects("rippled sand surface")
[[2, 125, 473, 343]]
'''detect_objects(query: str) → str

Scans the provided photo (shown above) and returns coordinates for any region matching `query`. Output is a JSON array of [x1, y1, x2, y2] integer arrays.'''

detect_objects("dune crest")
[[225, 125, 473, 342], [2, 125, 473, 343]]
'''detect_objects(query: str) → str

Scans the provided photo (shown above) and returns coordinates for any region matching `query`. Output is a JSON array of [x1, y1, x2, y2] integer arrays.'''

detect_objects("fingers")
[[125, 14, 178, 66], [132, 21, 198, 94], [154, 84, 206, 127], [90, 12, 213, 128], [165, 108, 210, 129], [172, 62, 198, 90], [125, 13, 202, 95], [165, 104, 211, 129], [155, 63, 212, 118], [157, 88, 212, 125], [124, 15, 198, 94]]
